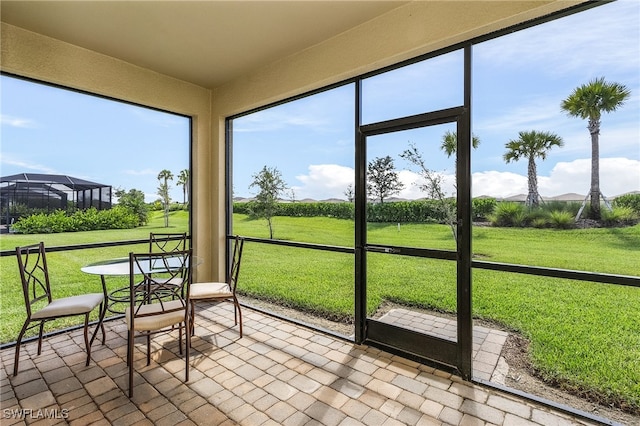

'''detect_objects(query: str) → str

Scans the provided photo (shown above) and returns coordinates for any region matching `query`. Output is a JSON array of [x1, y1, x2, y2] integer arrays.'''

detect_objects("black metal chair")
[[14, 242, 106, 376], [189, 236, 244, 337], [126, 249, 192, 397]]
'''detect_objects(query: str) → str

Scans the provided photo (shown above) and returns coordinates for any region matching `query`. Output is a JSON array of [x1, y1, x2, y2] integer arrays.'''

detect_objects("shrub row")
[[10, 206, 138, 234], [613, 193, 640, 214], [234, 198, 497, 223], [488, 201, 639, 228]]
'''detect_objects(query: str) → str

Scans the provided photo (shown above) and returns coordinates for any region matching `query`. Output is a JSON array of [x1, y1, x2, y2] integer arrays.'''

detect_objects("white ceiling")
[[1, 1, 407, 89]]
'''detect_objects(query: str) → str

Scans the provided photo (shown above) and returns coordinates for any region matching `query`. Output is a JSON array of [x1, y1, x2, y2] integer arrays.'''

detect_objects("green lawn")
[[1, 212, 638, 412]]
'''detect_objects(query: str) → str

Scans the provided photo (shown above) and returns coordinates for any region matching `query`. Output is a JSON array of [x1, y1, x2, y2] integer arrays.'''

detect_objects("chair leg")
[[233, 299, 238, 325], [185, 317, 190, 382], [13, 320, 30, 376], [189, 301, 195, 336], [83, 314, 91, 366], [128, 328, 134, 398], [89, 300, 107, 348], [146, 333, 151, 366], [126, 331, 131, 367], [37, 322, 45, 355], [234, 297, 243, 338]]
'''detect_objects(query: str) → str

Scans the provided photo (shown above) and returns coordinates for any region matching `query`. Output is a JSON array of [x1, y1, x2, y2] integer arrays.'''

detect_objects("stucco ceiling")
[[1, 1, 407, 89]]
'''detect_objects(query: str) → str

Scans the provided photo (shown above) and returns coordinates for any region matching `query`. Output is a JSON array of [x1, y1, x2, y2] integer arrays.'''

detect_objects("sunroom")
[[1, 1, 638, 425]]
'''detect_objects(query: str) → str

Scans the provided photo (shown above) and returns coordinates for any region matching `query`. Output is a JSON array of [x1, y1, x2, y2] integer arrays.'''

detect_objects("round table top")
[[81, 255, 196, 276]]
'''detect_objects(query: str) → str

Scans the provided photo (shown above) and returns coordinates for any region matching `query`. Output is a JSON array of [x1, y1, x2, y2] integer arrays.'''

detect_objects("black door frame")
[[354, 46, 473, 379]]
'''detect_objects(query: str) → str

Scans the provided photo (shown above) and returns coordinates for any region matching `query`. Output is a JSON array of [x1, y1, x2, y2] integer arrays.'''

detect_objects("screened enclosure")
[[0, 173, 112, 224]]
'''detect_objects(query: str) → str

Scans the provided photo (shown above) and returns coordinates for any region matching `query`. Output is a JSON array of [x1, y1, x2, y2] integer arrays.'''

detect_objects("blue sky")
[[2, 1, 639, 204]]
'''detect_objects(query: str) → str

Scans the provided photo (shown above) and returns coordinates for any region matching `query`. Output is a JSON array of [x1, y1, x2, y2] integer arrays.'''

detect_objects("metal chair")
[[189, 236, 244, 337], [149, 232, 187, 254], [14, 242, 106, 376], [126, 249, 192, 397]]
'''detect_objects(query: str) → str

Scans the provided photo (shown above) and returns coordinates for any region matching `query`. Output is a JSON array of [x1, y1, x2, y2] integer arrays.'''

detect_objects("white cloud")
[[397, 170, 457, 200], [473, 171, 528, 198], [234, 108, 330, 133], [123, 168, 158, 176], [233, 88, 352, 134], [474, 158, 640, 198], [0, 114, 36, 128], [291, 158, 639, 201], [0, 156, 56, 174], [293, 164, 353, 200], [541, 158, 640, 197], [477, 95, 567, 134]]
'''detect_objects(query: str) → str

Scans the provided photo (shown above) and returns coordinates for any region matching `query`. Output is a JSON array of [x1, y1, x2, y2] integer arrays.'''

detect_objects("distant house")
[[0, 173, 111, 224]]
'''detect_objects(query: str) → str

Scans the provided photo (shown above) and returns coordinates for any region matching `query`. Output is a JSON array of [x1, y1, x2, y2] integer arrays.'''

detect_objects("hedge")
[[10, 206, 138, 234], [234, 198, 497, 223]]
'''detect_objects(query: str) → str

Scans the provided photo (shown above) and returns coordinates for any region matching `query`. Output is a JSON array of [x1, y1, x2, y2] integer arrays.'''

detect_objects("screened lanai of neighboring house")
[[0, 173, 111, 224]]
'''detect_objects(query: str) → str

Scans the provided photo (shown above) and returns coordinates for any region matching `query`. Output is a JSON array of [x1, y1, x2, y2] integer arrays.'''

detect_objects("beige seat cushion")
[[125, 300, 187, 331], [189, 282, 232, 300], [153, 277, 184, 286], [31, 293, 104, 320]]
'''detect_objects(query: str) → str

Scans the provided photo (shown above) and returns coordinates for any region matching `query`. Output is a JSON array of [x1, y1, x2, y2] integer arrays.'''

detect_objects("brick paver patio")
[[377, 309, 509, 382], [1, 303, 611, 425]]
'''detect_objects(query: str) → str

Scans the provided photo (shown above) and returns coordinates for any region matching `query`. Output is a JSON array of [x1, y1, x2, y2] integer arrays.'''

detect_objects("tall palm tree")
[[503, 130, 563, 207], [440, 130, 481, 158], [157, 169, 174, 227], [177, 169, 189, 205], [561, 77, 630, 219]]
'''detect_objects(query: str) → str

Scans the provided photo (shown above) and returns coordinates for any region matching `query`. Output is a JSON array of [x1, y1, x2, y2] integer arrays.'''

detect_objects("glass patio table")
[[82, 255, 195, 314]]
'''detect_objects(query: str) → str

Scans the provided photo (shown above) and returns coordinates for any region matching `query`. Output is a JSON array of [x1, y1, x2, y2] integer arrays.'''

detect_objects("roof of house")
[[0, 173, 109, 191]]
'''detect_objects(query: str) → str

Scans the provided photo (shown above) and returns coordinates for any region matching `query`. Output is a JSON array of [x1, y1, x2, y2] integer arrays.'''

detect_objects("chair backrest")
[[129, 249, 192, 315], [16, 242, 52, 317], [227, 236, 244, 292], [149, 232, 187, 254]]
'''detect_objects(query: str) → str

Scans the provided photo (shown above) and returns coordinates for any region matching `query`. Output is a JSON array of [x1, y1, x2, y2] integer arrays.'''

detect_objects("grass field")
[[1, 211, 638, 411]]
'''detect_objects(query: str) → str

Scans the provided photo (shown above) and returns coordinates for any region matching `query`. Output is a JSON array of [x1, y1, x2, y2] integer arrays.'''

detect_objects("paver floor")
[[377, 309, 509, 382], [1, 303, 612, 425]]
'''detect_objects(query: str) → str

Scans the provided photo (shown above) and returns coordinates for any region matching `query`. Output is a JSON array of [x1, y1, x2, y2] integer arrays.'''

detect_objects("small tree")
[[400, 143, 456, 240], [114, 187, 149, 226], [401, 132, 481, 241], [249, 166, 287, 239], [367, 156, 404, 203], [157, 169, 173, 227], [177, 169, 190, 205], [503, 130, 563, 208], [344, 184, 355, 202]]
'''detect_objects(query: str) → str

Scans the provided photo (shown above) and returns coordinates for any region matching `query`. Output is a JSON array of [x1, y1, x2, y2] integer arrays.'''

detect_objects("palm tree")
[[561, 77, 630, 220], [440, 130, 481, 158], [157, 169, 174, 227], [503, 130, 563, 207], [177, 169, 189, 205]]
